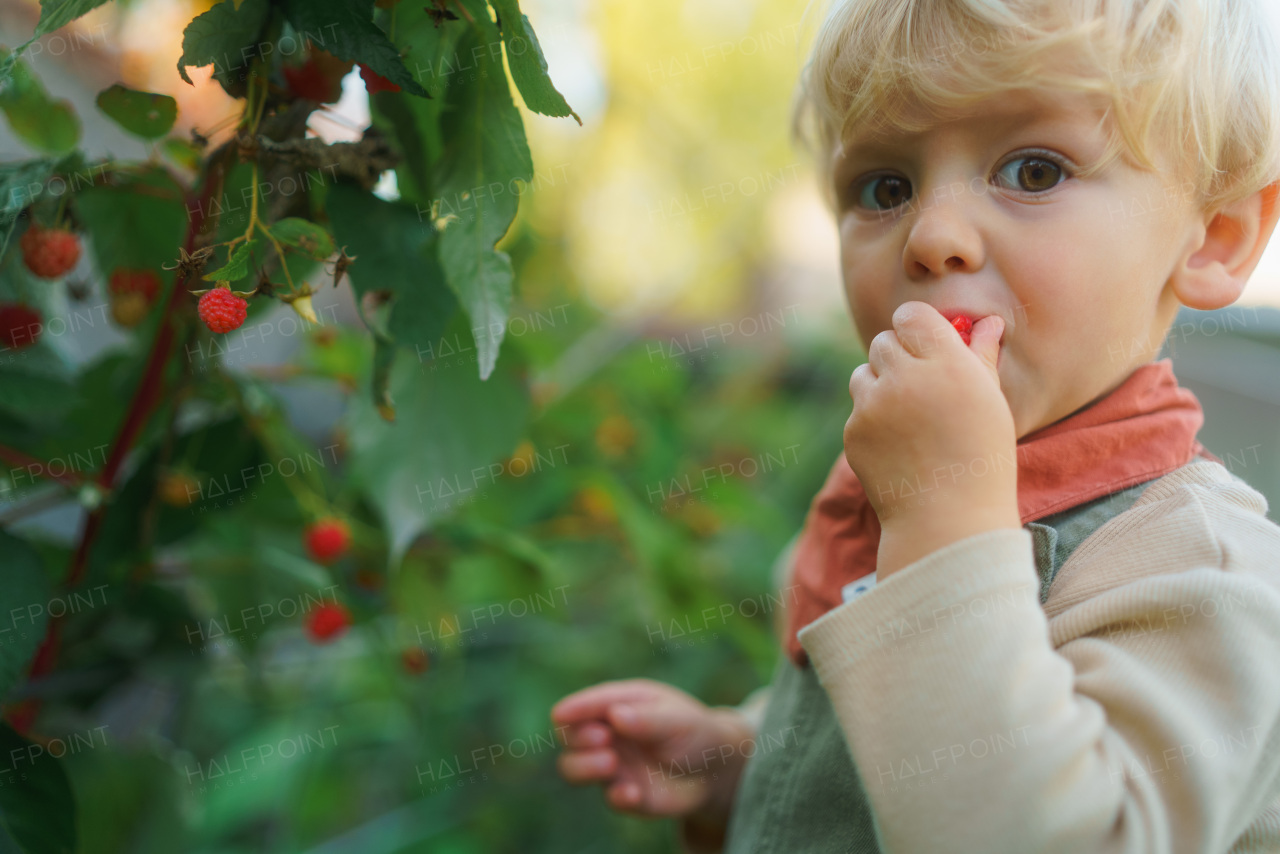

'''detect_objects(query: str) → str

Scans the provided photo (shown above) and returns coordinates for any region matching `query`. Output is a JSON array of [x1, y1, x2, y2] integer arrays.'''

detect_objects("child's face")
[[832, 88, 1200, 440]]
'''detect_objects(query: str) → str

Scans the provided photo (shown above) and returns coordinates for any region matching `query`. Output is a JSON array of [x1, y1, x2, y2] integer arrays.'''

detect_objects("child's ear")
[[1172, 181, 1280, 311]]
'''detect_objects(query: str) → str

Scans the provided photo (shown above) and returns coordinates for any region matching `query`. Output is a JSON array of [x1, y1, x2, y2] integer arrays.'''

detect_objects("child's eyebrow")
[[832, 106, 1105, 173]]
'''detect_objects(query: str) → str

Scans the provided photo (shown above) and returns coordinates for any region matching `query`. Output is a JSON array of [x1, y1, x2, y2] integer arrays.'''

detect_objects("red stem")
[[0, 444, 87, 490], [66, 161, 223, 587], [5, 158, 229, 735]]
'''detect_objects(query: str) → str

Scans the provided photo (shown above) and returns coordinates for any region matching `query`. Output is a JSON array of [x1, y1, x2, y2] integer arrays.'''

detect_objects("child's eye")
[[993, 154, 1068, 193], [852, 174, 913, 211]]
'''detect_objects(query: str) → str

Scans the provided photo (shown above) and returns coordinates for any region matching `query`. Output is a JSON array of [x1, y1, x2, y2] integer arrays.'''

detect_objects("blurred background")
[[1, 0, 1279, 851]]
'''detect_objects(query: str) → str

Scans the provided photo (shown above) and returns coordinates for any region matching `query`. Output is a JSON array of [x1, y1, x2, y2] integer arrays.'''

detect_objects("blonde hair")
[[792, 0, 1280, 217]]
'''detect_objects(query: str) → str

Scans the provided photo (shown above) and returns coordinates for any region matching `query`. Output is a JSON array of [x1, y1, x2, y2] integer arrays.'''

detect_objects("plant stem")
[[256, 221, 295, 292], [244, 161, 260, 243], [0, 444, 88, 490]]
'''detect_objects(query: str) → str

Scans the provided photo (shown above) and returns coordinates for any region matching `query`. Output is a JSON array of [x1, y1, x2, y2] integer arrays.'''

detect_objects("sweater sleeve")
[[796, 525, 1280, 854]]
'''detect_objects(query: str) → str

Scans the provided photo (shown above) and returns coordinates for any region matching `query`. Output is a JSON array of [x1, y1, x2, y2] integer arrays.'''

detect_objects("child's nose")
[[901, 191, 986, 279]]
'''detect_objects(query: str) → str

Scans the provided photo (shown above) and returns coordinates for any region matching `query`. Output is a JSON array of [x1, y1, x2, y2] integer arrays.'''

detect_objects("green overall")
[[722, 476, 1165, 853]]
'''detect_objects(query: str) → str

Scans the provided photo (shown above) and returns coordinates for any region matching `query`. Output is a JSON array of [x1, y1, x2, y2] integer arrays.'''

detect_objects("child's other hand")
[[550, 678, 754, 821], [845, 301, 1021, 574]]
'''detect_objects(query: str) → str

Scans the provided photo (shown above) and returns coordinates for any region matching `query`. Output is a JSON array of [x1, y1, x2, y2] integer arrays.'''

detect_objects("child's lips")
[[939, 308, 1007, 369], [939, 309, 1007, 345]]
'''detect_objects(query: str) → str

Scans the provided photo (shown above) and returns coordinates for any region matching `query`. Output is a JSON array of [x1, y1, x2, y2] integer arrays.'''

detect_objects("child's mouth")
[[946, 312, 1006, 369]]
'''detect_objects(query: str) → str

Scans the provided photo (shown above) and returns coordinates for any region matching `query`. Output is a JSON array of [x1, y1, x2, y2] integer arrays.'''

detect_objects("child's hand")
[[845, 301, 1021, 577], [550, 678, 755, 822]]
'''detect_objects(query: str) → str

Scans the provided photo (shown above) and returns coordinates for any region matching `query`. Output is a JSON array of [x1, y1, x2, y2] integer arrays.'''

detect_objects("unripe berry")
[[109, 268, 162, 328]]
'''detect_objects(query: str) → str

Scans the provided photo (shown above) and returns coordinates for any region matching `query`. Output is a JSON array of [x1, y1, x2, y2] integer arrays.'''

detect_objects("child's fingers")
[[557, 721, 611, 749], [606, 701, 693, 742], [968, 314, 1005, 372], [556, 748, 618, 784], [866, 329, 899, 375], [850, 361, 876, 403], [607, 777, 645, 812], [550, 680, 663, 725]]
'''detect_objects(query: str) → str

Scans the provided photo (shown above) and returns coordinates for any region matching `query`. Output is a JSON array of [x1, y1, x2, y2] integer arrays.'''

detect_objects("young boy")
[[552, 0, 1280, 850]]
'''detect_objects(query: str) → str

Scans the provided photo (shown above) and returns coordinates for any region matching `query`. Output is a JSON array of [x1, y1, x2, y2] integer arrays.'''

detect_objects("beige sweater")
[[732, 458, 1280, 853]]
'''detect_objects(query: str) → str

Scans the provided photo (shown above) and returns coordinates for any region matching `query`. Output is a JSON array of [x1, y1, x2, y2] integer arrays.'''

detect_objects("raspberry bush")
[[0, 0, 582, 848], [0, 2, 842, 851]]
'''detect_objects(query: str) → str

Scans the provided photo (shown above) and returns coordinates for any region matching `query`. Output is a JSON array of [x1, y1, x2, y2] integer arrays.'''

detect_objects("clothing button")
[[841, 575, 877, 603]]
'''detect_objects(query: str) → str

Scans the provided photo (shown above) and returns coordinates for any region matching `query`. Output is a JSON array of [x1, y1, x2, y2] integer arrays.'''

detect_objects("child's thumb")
[[969, 314, 1005, 375]]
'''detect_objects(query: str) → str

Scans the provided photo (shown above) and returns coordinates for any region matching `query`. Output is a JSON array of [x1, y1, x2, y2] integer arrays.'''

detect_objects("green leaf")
[[0, 0, 112, 88], [33, 0, 113, 40], [0, 530, 51, 702], [433, 23, 534, 380], [160, 136, 202, 172], [0, 158, 54, 227], [203, 239, 258, 281], [324, 182, 457, 350], [281, 0, 430, 98], [346, 319, 531, 561], [371, 334, 397, 421], [0, 357, 76, 425], [268, 217, 335, 260], [365, 1, 460, 203], [0, 723, 77, 854], [94, 84, 177, 139], [177, 0, 269, 87], [487, 1, 580, 123], [72, 170, 187, 284], [0, 52, 80, 155]]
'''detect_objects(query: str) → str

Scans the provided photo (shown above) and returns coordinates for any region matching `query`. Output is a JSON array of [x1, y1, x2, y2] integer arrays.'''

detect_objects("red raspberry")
[[951, 315, 973, 346], [283, 49, 352, 104], [401, 647, 430, 674], [197, 288, 248, 334], [305, 518, 351, 564], [359, 64, 401, 95], [20, 225, 81, 279], [305, 602, 351, 643], [0, 304, 41, 350]]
